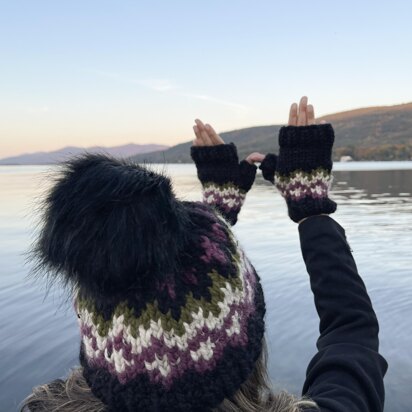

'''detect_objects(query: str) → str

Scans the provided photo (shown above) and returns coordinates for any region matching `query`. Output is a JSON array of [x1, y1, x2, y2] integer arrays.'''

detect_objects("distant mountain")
[[0, 143, 169, 165], [130, 102, 412, 163]]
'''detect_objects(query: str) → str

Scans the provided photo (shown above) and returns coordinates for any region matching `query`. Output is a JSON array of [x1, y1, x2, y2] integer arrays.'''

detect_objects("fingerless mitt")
[[275, 124, 337, 223], [191, 143, 257, 225]]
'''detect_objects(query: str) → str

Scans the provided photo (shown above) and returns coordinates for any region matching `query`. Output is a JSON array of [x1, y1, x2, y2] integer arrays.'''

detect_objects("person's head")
[[27, 153, 317, 411]]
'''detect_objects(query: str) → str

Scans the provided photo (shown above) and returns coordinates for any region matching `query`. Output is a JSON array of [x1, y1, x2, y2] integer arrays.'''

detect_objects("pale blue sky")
[[1, 0, 411, 157]]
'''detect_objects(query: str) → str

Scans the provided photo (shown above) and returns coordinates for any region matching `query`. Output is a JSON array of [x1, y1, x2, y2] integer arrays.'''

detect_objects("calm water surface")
[[0, 162, 411, 411]]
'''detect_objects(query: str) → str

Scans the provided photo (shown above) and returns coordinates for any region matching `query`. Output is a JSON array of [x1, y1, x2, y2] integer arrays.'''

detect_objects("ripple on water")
[[0, 165, 411, 412]]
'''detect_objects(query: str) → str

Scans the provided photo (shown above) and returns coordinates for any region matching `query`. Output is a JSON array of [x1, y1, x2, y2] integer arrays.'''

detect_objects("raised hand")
[[259, 96, 329, 184], [275, 96, 337, 222], [193, 119, 265, 166], [192, 119, 224, 146], [191, 119, 258, 225]]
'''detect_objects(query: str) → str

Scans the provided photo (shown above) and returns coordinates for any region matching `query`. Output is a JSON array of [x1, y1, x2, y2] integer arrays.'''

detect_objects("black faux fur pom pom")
[[30, 153, 190, 299]]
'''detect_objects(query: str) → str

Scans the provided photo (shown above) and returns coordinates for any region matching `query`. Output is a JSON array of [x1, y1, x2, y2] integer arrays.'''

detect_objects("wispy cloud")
[[181, 93, 249, 111], [83, 69, 177, 92], [84, 68, 248, 111]]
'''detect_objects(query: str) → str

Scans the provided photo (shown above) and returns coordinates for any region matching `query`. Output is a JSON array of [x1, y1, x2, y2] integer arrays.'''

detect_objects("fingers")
[[193, 125, 201, 140], [192, 125, 203, 146], [307, 104, 315, 125], [246, 152, 265, 165], [193, 119, 224, 146], [297, 96, 308, 126], [205, 123, 225, 145], [288, 97, 321, 126], [195, 119, 213, 145], [288, 103, 298, 126]]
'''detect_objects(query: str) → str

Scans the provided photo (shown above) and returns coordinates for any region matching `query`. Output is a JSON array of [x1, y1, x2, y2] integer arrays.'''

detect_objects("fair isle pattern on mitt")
[[276, 124, 337, 223], [202, 182, 247, 224], [275, 168, 334, 202]]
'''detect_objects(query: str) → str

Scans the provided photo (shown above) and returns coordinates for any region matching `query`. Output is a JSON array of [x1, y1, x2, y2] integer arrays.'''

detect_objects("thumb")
[[258, 153, 278, 184], [245, 152, 266, 164]]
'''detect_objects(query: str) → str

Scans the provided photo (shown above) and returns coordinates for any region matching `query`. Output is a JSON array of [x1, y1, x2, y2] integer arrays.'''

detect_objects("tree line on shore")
[[334, 144, 412, 161]]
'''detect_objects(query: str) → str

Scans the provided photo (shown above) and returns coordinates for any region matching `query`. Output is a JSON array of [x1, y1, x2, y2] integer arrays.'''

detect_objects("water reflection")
[[0, 165, 411, 412], [247, 169, 412, 216], [332, 170, 412, 207]]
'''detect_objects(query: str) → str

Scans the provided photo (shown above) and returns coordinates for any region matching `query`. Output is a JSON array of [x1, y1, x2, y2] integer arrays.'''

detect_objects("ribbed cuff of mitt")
[[285, 197, 337, 223], [191, 143, 257, 192], [276, 124, 337, 223]]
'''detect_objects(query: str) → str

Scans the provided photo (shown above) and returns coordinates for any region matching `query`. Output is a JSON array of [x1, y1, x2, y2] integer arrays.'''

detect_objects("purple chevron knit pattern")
[[77, 202, 266, 411]]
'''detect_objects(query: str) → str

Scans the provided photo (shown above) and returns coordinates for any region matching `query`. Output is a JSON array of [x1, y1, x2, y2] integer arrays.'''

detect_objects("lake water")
[[1, 162, 411, 411]]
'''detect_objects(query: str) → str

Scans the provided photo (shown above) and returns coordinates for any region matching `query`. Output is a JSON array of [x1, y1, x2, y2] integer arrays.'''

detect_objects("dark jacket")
[[299, 215, 388, 412]]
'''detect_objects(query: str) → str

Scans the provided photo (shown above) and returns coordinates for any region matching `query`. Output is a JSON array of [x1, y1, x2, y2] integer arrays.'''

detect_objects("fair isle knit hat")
[[32, 153, 265, 412]]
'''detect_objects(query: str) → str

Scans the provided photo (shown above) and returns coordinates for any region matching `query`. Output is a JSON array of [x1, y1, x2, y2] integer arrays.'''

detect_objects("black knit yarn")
[[259, 153, 278, 184], [191, 143, 257, 192], [81, 284, 265, 412], [285, 197, 337, 223], [276, 124, 337, 223], [76, 200, 266, 412], [277, 124, 334, 174], [33, 151, 266, 412], [78, 201, 239, 322]]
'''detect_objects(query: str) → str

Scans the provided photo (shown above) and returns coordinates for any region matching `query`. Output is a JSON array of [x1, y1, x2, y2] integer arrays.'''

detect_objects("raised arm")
[[299, 215, 388, 412], [190, 119, 263, 225], [275, 97, 388, 411]]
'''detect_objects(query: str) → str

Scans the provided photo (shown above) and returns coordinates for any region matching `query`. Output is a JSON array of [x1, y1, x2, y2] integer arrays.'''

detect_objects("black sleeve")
[[298, 215, 388, 412]]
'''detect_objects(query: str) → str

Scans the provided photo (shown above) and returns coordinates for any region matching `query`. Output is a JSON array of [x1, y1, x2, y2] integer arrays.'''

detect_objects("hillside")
[[0, 143, 169, 165], [130, 102, 412, 163]]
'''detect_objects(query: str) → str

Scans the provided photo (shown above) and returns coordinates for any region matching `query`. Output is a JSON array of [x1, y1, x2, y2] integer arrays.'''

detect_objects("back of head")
[[27, 153, 316, 411]]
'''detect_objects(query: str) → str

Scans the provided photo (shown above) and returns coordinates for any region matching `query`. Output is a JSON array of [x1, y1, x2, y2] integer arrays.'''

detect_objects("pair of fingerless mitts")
[[191, 124, 337, 223]]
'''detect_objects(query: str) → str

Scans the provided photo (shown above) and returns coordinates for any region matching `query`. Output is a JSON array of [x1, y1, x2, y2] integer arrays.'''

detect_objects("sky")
[[0, 0, 411, 158]]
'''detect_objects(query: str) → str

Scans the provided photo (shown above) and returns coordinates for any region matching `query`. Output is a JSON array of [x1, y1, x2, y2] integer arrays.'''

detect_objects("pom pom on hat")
[[30, 152, 190, 299]]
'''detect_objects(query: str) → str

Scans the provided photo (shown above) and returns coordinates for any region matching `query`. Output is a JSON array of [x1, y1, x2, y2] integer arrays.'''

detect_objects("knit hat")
[[32, 153, 266, 412]]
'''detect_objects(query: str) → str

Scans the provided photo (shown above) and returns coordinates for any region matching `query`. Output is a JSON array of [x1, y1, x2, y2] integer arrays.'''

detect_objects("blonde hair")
[[21, 342, 318, 412]]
